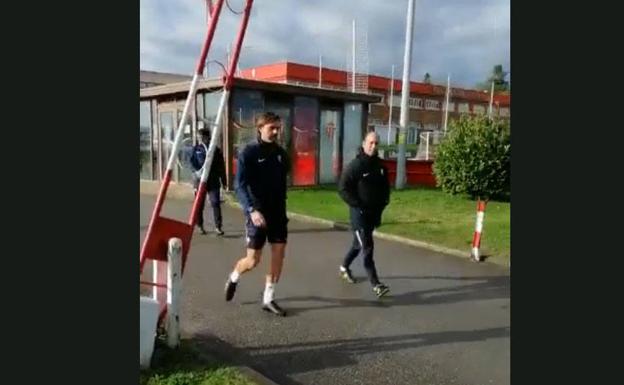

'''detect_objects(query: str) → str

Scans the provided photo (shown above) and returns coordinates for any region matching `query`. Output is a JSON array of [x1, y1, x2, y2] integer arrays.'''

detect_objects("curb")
[[370, 231, 468, 259], [235, 366, 282, 385], [139, 181, 499, 265]]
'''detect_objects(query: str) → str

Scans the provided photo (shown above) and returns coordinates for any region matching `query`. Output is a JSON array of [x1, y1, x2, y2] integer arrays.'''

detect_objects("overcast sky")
[[140, 0, 510, 88]]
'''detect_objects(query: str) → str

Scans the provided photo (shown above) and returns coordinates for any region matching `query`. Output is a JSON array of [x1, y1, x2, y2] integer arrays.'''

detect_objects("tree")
[[433, 115, 510, 201], [477, 65, 509, 92], [423, 72, 431, 84]]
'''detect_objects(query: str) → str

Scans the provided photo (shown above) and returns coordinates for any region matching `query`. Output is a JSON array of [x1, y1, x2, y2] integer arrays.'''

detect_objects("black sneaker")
[[339, 268, 357, 284], [224, 278, 237, 301], [216, 227, 225, 236], [198, 226, 207, 235], [372, 283, 390, 298], [262, 301, 286, 316]]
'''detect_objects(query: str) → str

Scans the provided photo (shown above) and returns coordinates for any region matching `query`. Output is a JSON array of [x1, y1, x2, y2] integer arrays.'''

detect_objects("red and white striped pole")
[[140, 0, 226, 309], [471, 199, 487, 262], [188, 0, 255, 234], [141, 0, 225, 268], [206, 0, 213, 22]]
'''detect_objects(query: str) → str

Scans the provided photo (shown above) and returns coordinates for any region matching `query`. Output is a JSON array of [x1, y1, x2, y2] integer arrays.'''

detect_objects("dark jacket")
[[235, 140, 290, 215], [338, 147, 390, 228], [190, 143, 226, 190]]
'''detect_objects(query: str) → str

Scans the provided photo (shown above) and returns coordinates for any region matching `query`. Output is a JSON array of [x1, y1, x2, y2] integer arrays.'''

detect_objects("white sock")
[[263, 282, 275, 304], [230, 270, 240, 283]]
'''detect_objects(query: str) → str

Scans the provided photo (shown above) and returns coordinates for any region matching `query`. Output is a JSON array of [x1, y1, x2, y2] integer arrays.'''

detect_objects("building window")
[[473, 104, 486, 115], [140, 101, 152, 180], [424, 122, 440, 131], [409, 97, 424, 109], [231, 89, 265, 174], [425, 99, 441, 110], [293, 97, 320, 186], [458, 102, 470, 113], [370, 92, 384, 105], [343, 102, 364, 169], [407, 126, 419, 144], [202, 89, 224, 138]]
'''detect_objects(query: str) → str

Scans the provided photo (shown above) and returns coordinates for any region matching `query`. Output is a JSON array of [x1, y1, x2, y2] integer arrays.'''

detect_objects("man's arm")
[[235, 147, 260, 212], [189, 145, 202, 171], [381, 164, 391, 207], [338, 160, 361, 207]]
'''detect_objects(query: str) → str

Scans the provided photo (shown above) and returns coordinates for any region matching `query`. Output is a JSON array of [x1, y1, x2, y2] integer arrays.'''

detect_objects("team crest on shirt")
[[277, 155, 282, 163]]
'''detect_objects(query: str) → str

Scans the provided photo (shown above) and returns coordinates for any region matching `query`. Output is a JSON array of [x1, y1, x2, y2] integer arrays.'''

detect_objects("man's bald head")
[[362, 131, 379, 156]]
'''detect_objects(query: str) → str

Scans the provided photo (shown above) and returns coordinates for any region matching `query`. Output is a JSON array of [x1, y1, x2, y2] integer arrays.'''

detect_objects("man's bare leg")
[[225, 248, 262, 301], [267, 242, 286, 284], [262, 242, 287, 316], [235, 248, 263, 275]]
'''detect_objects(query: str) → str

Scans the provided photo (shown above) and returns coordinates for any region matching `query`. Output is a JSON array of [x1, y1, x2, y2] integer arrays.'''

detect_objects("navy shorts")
[[245, 211, 288, 249]]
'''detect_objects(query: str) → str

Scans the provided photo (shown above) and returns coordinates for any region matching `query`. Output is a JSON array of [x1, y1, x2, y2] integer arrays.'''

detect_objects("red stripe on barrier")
[[472, 231, 482, 248], [140, 281, 168, 289]]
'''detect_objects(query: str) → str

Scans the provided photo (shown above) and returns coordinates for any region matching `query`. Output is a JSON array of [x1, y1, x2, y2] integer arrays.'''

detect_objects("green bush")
[[433, 115, 510, 200]]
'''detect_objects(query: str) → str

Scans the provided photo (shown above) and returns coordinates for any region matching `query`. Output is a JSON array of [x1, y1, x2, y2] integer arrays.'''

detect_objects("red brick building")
[[239, 61, 510, 146], [140, 63, 510, 189]]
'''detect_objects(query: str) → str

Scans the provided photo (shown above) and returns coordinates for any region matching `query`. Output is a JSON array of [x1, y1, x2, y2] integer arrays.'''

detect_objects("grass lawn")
[[286, 186, 510, 265], [140, 340, 257, 385]]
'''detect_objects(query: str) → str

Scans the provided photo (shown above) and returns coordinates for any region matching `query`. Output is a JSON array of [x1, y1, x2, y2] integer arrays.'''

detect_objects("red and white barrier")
[[140, 237, 182, 368], [166, 238, 182, 348], [139, 0, 256, 328], [471, 200, 487, 262]]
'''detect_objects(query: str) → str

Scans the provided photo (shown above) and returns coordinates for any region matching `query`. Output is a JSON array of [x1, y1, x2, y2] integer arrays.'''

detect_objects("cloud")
[[140, 0, 510, 88]]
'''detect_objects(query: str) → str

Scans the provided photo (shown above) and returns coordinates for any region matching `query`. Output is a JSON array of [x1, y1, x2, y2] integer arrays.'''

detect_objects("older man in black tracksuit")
[[338, 131, 391, 298]]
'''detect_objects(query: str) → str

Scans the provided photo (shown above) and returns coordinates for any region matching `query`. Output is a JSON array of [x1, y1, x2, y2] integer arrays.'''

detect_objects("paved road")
[[140, 195, 510, 385]]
